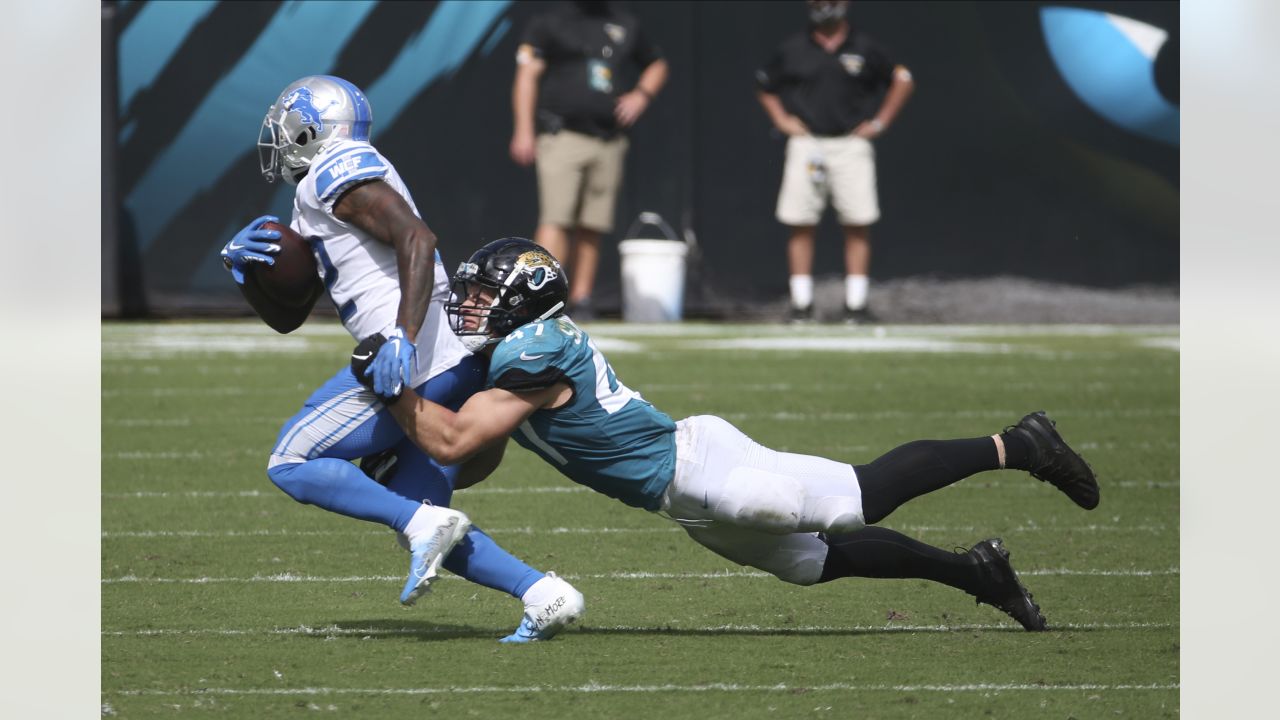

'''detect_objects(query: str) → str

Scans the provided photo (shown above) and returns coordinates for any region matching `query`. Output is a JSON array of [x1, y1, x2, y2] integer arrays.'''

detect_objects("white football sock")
[[521, 572, 564, 607], [403, 503, 448, 544], [789, 275, 814, 310], [845, 274, 869, 310]]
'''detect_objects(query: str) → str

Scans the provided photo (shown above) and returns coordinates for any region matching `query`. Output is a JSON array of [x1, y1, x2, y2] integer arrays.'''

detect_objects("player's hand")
[[510, 129, 537, 166], [367, 326, 416, 400], [614, 90, 650, 128], [777, 115, 810, 137], [352, 332, 405, 402], [221, 215, 282, 285]]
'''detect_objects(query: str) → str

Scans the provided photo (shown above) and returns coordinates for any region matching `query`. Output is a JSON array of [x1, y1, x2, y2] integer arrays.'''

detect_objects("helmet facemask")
[[446, 243, 568, 352]]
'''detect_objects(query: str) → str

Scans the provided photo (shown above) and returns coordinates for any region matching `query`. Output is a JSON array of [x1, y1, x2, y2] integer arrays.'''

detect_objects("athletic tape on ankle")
[[991, 434, 1006, 469]]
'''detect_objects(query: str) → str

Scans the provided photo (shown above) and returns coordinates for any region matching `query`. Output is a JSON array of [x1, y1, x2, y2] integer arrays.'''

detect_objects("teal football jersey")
[[488, 317, 677, 510]]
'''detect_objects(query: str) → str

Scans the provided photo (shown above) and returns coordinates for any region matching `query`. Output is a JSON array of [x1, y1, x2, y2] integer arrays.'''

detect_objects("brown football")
[[248, 221, 320, 307]]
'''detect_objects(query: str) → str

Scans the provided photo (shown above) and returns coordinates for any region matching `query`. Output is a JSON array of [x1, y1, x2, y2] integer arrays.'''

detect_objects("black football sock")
[[817, 526, 983, 594], [997, 430, 1033, 470], [857, 438, 999, 525]]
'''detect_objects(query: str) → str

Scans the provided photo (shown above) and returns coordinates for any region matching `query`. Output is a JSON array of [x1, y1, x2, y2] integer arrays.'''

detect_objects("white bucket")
[[618, 213, 689, 322]]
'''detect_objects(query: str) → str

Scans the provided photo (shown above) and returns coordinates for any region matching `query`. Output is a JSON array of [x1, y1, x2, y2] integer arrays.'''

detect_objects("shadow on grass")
[[310, 618, 1051, 642]]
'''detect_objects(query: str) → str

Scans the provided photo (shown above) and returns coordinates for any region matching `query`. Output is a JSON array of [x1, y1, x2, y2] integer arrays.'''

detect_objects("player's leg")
[[568, 228, 600, 315], [786, 225, 817, 321], [827, 136, 879, 321], [858, 411, 1099, 521], [267, 367, 427, 527], [571, 134, 626, 317], [663, 415, 864, 536], [379, 436, 583, 640], [267, 365, 470, 605], [777, 135, 826, 321], [374, 355, 584, 638], [677, 523, 1044, 631], [535, 131, 590, 275]]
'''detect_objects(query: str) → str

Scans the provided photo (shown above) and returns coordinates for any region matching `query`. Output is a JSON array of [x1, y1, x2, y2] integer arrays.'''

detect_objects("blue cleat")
[[501, 572, 585, 643], [399, 505, 471, 606]]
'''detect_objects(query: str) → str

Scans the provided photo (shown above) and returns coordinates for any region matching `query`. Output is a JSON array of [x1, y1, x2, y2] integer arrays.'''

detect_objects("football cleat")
[[842, 306, 879, 325], [400, 505, 471, 606], [500, 572, 585, 643], [788, 304, 815, 325], [968, 538, 1047, 632], [1005, 411, 1100, 510]]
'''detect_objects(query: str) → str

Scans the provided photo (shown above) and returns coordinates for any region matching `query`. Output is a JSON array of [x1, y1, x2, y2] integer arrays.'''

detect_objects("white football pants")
[[659, 415, 865, 586]]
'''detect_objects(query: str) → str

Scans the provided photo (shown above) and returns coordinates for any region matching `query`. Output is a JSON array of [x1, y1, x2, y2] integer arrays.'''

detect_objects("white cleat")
[[500, 572, 585, 643], [399, 504, 471, 606]]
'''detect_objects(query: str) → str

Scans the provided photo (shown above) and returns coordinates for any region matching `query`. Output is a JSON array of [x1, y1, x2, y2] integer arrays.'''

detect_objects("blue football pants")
[[265, 354, 541, 598]]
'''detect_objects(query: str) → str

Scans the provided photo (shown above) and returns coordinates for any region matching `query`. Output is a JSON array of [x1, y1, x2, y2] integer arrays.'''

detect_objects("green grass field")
[[102, 321, 1179, 718]]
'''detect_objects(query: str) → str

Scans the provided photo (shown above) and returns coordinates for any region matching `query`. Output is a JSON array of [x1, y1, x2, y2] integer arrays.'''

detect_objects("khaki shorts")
[[536, 130, 629, 233], [775, 134, 880, 227]]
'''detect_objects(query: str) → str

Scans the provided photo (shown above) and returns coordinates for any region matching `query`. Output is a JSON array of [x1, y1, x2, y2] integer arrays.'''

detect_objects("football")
[[248, 221, 320, 307]]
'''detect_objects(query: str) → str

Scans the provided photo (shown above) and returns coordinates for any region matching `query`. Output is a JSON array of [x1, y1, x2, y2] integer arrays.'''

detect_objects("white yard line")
[[102, 480, 1176, 499], [102, 568, 1178, 584], [101, 524, 1168, 539], [103, 620, 1175, 638], [109, 681, 1179, 697]]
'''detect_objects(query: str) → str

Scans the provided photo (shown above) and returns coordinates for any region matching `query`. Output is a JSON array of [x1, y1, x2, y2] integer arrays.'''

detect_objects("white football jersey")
[[290, 138, 468, 387]]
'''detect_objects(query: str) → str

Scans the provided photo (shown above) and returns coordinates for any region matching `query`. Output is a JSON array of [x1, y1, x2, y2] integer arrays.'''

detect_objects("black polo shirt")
[[520, 2, 663, 139], [756, 27, 896, 137]]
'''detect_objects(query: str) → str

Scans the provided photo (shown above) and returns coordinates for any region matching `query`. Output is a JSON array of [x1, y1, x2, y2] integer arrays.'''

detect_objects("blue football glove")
[[221, 214, 283, 285], [366, 326, 416, 400]]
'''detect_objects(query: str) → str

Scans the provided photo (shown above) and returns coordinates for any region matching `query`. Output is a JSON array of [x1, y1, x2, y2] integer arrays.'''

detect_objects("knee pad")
[[773, 551, 827, 586], [718, 467, 805, 535], [803, 496, 865, 534]]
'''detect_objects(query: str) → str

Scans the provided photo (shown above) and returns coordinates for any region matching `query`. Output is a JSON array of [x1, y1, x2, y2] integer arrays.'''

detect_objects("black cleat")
[[788, 304, 815, 324], [969, 538, 1047, 632], [842, 306, 879, 325], [1006, 411, 1099, 510]]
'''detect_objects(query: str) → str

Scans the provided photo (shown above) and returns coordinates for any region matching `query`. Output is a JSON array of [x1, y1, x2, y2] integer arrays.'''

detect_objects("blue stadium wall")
[[102, 0, 1178, 317]]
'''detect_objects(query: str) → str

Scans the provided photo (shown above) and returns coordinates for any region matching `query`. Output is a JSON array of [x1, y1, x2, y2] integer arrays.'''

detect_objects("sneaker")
[[788, 305, 814, 324], [1005, 411, 1100, 510], [968, 538, 1047, 632], [400, 505, 471, 606], [500, 572, 585, 643], [842, 306, 878, 325]]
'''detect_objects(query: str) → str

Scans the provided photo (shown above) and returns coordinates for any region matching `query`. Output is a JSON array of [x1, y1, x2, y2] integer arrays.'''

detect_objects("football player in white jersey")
[[219, 76, 583, 642], [351, 238, 1103, 633]]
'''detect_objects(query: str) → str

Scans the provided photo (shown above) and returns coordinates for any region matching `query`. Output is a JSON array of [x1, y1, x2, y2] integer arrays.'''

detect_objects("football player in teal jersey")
[[353, 237, 1101, 633]]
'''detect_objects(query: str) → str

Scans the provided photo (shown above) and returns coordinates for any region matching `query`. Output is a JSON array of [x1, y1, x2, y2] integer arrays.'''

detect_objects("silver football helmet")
[[257, 75, 373, 185]]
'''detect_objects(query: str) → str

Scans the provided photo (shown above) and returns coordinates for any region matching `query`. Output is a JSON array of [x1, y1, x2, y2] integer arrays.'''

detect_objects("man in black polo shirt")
[[510, 1, 669, 321], [757, 0, 914, 323]]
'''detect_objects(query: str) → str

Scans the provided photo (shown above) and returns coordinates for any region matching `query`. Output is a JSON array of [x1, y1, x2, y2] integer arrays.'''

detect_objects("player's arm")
[[387, 383, 567, 466], [756, 90, 808, 137], [510, 49, 545, 165], [856, 65, 914, 138], [332, 180, 435, 340], [615, 58, 668, 128], [238, 271, 322, 334]]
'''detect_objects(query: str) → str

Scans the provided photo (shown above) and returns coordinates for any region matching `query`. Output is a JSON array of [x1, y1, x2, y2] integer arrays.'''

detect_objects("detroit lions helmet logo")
[[516, 250, 561, 291], [283, 87, 337, 132]]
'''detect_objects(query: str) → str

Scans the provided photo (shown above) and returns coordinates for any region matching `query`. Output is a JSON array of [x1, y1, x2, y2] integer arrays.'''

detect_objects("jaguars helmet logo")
[[516, 250, 561, 291]]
